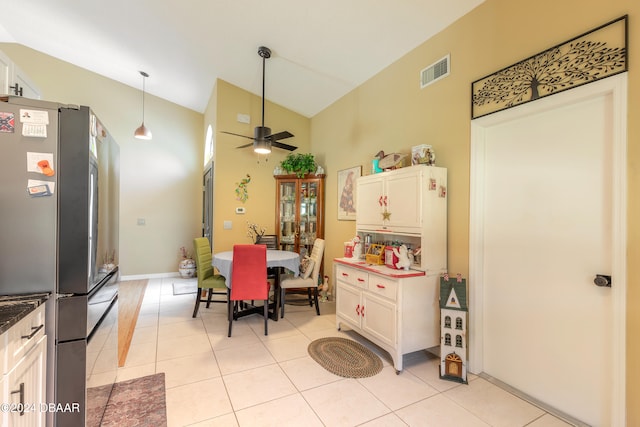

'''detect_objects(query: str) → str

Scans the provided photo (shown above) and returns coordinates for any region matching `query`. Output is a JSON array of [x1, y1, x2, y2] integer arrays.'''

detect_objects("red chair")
[[228, 244, 270, 337]]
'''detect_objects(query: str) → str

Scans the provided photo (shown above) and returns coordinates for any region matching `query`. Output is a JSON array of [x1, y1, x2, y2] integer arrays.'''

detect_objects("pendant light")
[[134, 71, 152, 140]]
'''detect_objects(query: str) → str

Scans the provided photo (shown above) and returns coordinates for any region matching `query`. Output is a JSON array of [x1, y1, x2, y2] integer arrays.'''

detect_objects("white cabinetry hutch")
[[335, 165, 447, 372]]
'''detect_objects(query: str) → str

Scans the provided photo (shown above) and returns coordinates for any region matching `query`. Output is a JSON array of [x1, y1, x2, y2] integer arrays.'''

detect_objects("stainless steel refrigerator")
[[0, 96, 120, 426]]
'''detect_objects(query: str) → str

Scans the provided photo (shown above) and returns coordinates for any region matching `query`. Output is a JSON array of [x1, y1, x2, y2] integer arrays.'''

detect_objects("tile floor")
[[116, 278, 573, 427]]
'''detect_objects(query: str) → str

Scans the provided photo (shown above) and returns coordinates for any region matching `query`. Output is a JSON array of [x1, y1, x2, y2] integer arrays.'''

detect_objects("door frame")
[[468, 74, 627, 424], [203, 161, 214, 248]]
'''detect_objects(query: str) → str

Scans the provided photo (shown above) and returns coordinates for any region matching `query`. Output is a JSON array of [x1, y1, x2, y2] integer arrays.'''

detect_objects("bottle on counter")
[[364, 234, 372, 255]]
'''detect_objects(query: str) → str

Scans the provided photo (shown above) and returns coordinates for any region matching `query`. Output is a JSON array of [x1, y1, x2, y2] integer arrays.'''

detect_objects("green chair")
[[192, 237, 228, 318]]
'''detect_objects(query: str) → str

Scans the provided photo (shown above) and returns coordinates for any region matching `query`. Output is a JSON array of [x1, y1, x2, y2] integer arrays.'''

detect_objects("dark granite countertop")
[[0, 293, 50, 335]]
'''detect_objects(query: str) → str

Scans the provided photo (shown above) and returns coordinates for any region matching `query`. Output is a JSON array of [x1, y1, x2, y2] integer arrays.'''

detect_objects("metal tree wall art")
[[472, 15, 627, 119]]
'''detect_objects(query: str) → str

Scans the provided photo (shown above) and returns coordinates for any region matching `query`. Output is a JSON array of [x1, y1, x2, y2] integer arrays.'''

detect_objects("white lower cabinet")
[[335, 261, 439, 373], [5, 336, 46, 427], [0, 303, 47, 427]]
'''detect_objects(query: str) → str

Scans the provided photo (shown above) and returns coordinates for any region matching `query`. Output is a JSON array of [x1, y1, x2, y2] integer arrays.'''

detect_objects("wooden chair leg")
[[263, 301, 268, 335], [228, 300, 234, 337], [314, 288, 320, 315], [307, 288, 313, 306], [280, 288, 286, 318], [192, 288, 202, 318], [206, 288, 213, 308]]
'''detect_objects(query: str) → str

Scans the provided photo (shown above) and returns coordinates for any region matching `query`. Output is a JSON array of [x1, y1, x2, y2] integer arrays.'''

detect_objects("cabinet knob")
[[376, 284, 386, 289]]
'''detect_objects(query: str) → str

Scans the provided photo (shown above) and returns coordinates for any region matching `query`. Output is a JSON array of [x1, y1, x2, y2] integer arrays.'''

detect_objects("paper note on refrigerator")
[[20, 109, 49, 137], [19, 109, 49, 124], [27, 179, 55, 196], [22, 123, 47, 137], [27, 152, 55, 175]]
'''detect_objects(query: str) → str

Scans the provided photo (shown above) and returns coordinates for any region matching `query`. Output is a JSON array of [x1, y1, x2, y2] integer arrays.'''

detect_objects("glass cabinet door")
[[298, 180, 319, 256], [278, 180, 297, 252], [275, 174, 325, 256]]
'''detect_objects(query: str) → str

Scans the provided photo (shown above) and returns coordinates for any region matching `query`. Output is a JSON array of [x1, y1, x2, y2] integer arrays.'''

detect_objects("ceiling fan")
[[221, 46, 297, 154]]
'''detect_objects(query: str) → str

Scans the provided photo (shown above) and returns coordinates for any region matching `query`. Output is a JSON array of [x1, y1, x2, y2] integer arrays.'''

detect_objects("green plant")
[[280, 153, 316, 178]]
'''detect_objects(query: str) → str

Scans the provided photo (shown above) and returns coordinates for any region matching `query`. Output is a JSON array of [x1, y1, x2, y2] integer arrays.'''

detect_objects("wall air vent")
[[420, 54, 450, 89]]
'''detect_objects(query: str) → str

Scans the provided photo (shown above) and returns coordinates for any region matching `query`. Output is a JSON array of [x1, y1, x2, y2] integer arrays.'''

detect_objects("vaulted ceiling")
[[1, 0, 484, 117]]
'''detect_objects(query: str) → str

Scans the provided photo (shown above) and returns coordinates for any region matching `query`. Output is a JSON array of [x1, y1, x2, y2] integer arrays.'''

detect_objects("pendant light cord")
[[141, 71, 148, 123]]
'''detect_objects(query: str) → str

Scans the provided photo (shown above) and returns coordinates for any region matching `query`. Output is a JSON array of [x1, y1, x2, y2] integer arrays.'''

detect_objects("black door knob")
[[594, 274, 612, 287]]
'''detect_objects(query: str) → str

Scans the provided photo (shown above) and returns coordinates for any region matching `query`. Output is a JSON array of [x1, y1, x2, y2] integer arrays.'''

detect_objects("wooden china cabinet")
[[274, 173, 325, 258]]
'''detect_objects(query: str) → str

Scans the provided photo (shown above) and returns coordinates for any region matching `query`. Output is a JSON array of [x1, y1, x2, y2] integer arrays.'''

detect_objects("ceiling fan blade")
[[268, 131, 294, 141], [236, 142, 255, 149], [221, 130, 254, 140], [272, 141, 298, 151]]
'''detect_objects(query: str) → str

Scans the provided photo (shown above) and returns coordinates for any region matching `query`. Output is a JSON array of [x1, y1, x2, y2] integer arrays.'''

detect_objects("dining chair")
[[280, 238, 325, 318], [228, 244, 270, 336], [192, 237, 228, 318], [257, 234, 278, 249], [257, 234, 279, 284]]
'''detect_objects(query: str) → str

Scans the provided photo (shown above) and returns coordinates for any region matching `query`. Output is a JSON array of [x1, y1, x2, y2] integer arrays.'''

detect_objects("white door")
[[469, 75, 627, 426]]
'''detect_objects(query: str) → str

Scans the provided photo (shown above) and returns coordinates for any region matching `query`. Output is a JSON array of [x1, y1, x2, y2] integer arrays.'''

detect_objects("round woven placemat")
[[308, 337, 382, 378]]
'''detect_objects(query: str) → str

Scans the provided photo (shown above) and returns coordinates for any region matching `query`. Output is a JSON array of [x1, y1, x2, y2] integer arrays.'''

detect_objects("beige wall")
[[206, 80, 311, 252], [0, 43, 204, 276], [311, 0, 638, 423]]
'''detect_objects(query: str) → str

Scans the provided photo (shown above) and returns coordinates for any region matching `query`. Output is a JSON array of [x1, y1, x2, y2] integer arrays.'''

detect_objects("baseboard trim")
[[120, 272, 180, 281], [478, 372, 586, 427]]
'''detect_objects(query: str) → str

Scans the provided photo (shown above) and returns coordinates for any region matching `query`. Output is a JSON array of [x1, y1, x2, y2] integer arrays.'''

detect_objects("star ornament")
[[382, 210, 391, 221]]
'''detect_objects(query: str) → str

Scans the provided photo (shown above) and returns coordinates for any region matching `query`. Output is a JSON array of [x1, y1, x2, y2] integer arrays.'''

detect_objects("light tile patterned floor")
[[116, 278, 573, 427]]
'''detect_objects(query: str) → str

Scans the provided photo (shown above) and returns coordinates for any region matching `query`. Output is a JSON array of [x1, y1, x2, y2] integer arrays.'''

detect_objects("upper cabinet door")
[[12, 63, 41, 99], [0, 51, 10, 95], [355, 174, 384, 228], [0, 50, 42, 99], [384, 170, 421, 230], [356, 168, 422, 232]]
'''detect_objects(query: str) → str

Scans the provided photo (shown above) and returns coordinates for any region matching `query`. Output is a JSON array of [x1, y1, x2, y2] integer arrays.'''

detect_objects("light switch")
[[223, 220, 232, 230]]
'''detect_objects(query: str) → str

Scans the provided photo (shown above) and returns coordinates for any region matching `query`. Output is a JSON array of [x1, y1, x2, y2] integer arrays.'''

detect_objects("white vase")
[[179, 259, 196, 278]]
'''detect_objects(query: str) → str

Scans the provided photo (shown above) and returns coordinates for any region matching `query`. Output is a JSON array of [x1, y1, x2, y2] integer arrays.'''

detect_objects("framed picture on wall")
[[337, 166, 361, 220]]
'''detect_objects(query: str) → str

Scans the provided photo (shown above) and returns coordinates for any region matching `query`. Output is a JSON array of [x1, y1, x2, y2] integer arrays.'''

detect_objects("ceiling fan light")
[[254, 139, 271, 154], [134, 122, 152, 140]]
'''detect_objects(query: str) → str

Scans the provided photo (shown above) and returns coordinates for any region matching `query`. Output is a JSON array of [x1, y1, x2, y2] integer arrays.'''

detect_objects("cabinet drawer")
[[336, 265, 368, 288], [7, 305, 45, 372], [367, 275, 398, 301]]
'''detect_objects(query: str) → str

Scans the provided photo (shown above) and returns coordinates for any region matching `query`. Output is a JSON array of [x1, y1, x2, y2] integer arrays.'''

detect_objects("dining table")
[[212, 249, 300, 321]]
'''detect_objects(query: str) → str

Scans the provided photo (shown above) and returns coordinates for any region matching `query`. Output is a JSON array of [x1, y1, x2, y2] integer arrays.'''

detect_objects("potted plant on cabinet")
[[178, 246, 196, 278], [280, 153, 317, 178]]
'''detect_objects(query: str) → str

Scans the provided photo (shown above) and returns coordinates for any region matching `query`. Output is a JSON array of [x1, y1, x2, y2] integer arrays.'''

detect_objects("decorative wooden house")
[[439, 273, 468, 384]]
